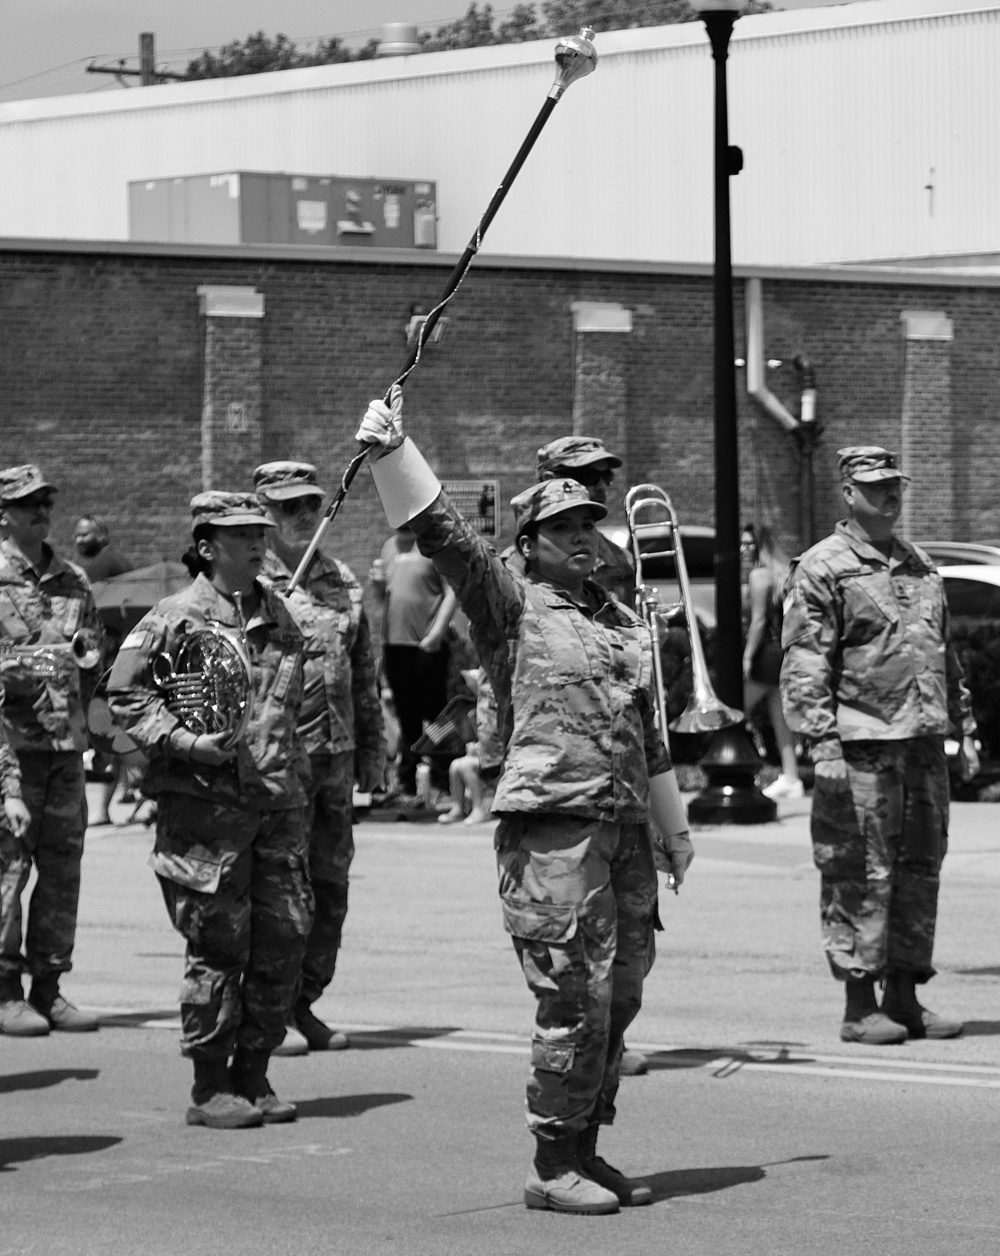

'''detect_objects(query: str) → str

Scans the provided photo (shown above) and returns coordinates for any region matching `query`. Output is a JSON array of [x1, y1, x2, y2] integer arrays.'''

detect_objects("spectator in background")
[[370, 525, 458, 803], [740, 523, 803, 801], [74, 517, 134, 824], [73, 516, 133, 582]]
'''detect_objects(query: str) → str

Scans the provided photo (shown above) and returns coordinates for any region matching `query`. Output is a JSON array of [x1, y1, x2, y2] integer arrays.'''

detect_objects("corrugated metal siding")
[[1, 0, 999, 265]]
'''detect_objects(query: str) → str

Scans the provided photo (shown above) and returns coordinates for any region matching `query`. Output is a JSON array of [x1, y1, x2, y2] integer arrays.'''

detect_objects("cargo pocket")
[[148, 849, 227, 894], [531, 1038, 575, 1074], [499, 897, 578, 945]]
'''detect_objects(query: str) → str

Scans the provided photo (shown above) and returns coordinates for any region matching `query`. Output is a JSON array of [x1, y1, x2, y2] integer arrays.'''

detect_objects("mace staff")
[[287, 26, 597, 593]]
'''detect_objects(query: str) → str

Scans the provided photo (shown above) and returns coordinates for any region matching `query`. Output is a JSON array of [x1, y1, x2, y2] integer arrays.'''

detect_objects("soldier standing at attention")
[[0, 465, 104, 1036], [355, 390, 693, 1217], [253, 461, 385, 1054], [781, 447, 978, 1045], [108, 492, 312, 1129]]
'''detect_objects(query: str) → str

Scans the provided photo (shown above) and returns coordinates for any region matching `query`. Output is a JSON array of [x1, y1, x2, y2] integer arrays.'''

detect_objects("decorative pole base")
[[687, 723, 777, 825]]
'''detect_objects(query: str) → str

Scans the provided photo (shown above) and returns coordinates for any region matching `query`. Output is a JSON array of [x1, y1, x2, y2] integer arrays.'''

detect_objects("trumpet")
[[0, 628, 103, 679], [625, 484, 742, 737]]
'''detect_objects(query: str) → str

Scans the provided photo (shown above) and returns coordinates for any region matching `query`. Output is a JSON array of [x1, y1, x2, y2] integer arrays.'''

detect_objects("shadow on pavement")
[[644, 1043, 816, 1072], [348, 1026, 462, 1051], [0, 1135, 121, 1172], [98, 1008, 179, 1027], [645, 1154, 829, 1203], [0, 1068, 99, 1095], [952, 966, 1000, 977], [959, 1020, 1000, 1036], [295, 1092, 412, 1119]]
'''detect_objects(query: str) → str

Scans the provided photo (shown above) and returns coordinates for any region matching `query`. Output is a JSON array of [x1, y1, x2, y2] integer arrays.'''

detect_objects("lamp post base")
[[687, 723, 777, 825]]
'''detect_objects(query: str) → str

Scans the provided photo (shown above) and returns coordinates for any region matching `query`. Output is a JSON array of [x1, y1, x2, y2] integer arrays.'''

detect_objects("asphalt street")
[[2, 788, 999, 1255]]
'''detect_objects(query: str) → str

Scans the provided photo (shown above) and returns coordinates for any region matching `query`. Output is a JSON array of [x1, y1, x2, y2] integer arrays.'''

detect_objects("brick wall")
[[2, 243, 999, 597]]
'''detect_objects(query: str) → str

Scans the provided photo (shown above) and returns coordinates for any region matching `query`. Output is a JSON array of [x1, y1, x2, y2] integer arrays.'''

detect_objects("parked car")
[[938, 563, 1000, 617], [918, 541, 1000, 567], [600, 522, 717, 626]]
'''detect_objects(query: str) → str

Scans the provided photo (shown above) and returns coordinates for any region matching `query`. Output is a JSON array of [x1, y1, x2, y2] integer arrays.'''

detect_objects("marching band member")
[[0, 464, 103, 1037], [355, 390, 693, 1217], [253, 461, 385, 1054], [107, 492, 312, 1129]]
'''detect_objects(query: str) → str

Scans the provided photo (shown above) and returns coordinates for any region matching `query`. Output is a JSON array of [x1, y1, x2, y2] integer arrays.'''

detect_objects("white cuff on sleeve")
[[369, 438, 442, 530], [649, 769, 689, 839]]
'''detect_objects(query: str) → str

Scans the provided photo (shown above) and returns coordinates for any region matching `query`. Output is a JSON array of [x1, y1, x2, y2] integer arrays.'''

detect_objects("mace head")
[[549, 26, 597, 101]]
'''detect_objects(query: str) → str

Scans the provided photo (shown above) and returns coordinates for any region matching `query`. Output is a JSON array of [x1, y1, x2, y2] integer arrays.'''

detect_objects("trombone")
[[625, 484, 742, 738]]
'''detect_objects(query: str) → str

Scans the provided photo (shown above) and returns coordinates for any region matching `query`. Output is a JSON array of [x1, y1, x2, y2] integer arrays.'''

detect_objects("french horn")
[[151, 621, 253, 749]]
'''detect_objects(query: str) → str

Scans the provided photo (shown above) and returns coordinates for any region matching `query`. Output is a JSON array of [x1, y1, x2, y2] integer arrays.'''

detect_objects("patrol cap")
[[511, 478, 607, 538], [0, 464, 56, 504], [252, 460, 325, 503], [536, 436, 622, 479], [838, 446, 910, 484], [190, 491, 276, 533]]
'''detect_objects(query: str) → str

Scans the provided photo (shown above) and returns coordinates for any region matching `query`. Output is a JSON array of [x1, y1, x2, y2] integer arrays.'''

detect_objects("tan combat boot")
[[231, 1047, 297, 1124], [0, 975, 49, 1037], [186, 1058, 263, 1129], [578, 1123, 652, 1206], [840, 975, 906, 1044], [882, 972, 963, 1040], [29, 974, 98, 1032], [523, 1133, 620, 1215]]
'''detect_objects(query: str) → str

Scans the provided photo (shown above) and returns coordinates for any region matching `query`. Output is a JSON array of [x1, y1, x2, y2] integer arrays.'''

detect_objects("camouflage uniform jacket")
[[107, 574, 308, 810], [261, 549, 385, 776], [0, 685, 21, 800], [0, 537, 104, 752], [412, 494, 671, 820], [781, 520, 975, 761]]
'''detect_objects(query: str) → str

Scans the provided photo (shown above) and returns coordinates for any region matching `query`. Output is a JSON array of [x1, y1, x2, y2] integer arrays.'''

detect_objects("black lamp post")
[[687, 0, 777, 824]]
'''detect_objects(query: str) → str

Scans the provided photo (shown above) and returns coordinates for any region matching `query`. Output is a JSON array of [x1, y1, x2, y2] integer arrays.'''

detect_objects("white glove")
[[355, 384, 404, 458], [655, 829, 695, 886]]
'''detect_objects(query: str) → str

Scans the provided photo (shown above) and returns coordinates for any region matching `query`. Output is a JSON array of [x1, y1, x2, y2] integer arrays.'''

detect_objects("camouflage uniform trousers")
[[298, 751, 355, 1007], [0, 751, 86, 983], [495, 814, 657, 1139], [154, 793, 313, 1060], [810, 735, 949, 983]]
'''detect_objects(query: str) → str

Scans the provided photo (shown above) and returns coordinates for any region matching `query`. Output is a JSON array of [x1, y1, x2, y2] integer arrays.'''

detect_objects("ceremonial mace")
[[287, 27, 597, 592]]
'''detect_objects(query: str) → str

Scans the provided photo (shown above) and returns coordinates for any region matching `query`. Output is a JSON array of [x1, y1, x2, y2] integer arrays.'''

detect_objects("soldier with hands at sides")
[[0, 464, 104, 1037], [253, 461, 385, 1055], [355, 390, 692, 1217], [781, 447, 977, 1045]]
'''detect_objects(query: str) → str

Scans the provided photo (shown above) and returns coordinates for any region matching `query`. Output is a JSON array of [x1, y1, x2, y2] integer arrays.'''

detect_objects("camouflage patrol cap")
[[838, 446, 911, 484], [252, 460, 325, 502], [190, 491, 276, 533], [536, 436, 622, 479], [511, 478, 607, 538], [0, 464, 56, 503]]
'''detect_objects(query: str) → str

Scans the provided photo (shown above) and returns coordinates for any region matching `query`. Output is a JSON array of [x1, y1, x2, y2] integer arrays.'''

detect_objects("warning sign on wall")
[[442, 479, 499, 537]]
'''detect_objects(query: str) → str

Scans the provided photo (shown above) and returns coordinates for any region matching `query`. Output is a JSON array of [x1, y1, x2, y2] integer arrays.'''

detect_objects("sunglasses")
[[565, 465, 615, 488], [10, 493, 54, 511], [277, 497, 321, 517]]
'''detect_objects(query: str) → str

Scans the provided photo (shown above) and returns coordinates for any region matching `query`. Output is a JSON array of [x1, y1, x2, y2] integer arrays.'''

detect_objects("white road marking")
[[92, 1014, 1000, 1090]]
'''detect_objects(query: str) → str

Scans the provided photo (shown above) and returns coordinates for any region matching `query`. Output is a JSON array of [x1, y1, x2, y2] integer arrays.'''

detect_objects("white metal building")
[[0, 0, 997, 266]]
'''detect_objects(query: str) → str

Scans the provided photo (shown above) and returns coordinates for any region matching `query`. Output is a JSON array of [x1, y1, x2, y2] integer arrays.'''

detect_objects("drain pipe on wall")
[[744, 277, 820, 549]]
